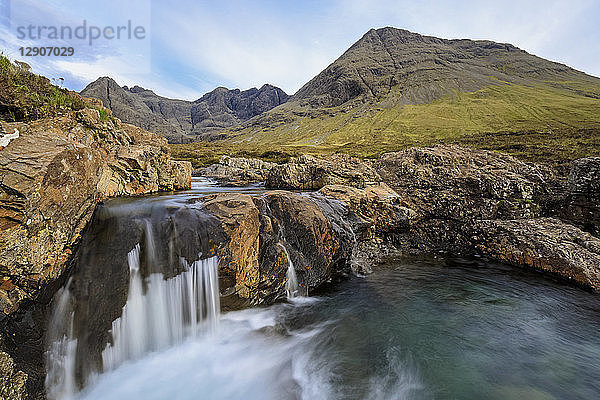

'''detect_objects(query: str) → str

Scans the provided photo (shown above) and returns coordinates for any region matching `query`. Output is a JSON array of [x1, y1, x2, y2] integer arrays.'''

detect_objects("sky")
[[1, 0, 599, 100]]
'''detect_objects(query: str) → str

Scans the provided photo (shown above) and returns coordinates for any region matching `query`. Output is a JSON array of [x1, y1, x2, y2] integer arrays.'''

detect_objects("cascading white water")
[[278, 242, 299, 299], [45, 278, 77, 400], [102, 244, 220, 371]]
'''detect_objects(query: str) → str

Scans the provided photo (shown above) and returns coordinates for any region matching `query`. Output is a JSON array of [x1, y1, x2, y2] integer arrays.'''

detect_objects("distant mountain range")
[[80, 78, 288, 142], [81, 27, 600, 154]]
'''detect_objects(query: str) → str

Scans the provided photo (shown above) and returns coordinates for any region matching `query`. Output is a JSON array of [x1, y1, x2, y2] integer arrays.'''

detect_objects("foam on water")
[[78, 303, 421, 400]]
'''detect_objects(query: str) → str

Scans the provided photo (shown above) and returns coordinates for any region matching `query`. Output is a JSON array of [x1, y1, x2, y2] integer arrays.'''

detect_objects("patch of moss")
[[98, 108, 109, 122]]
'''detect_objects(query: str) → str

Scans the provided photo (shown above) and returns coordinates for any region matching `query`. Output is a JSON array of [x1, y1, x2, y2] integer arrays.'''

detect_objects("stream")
[[45, 178, 600, 400]]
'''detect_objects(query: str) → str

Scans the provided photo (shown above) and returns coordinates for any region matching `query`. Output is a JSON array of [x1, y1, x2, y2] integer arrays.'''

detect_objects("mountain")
[[80, 77, 289, 143], [217, 27, 600, 164], [293, 27, 594, 107]]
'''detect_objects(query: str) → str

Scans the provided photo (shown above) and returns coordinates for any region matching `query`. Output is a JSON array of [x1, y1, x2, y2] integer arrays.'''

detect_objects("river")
[[45, 178, 600, 400]]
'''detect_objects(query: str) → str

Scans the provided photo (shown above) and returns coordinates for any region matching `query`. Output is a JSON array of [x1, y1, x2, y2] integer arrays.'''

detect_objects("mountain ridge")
[[212, 26, 600, 163], [80, 77, 289, 142]]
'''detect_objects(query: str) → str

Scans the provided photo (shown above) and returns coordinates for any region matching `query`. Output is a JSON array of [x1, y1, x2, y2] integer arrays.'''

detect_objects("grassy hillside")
[[0, 55, 85, 121], [172, 80, 600, 171], [169, 28, 600, 171]]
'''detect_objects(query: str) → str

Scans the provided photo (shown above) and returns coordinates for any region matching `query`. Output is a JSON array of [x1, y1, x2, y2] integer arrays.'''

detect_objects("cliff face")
[[0, 101, 191, 399], [80, 78, 289, 142]]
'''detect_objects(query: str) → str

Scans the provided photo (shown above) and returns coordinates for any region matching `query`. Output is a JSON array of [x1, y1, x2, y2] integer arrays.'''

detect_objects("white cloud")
[[3, 0, 599, 101], [51, 55, 201, 100], [154, 7, 338, 94]]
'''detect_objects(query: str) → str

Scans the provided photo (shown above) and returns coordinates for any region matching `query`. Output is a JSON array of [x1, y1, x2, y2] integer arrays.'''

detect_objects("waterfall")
[[278, 242, 299, 299], [45, 240, 221, 399], [265, 200, 300, 300], [45, 278, 77, 400], [102, 244, 220, 371]]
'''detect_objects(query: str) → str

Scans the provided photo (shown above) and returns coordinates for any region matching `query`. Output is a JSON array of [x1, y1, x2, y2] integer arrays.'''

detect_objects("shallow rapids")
[[71, 257, 600, 400], [45, 179, 600, 400]]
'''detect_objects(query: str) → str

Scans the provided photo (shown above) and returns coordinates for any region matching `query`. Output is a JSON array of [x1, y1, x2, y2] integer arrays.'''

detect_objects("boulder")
[[469, 218, 600, 290], [201, 156, 275, 186], [201, 191, 354, 302], [266, 154, 381, 190]]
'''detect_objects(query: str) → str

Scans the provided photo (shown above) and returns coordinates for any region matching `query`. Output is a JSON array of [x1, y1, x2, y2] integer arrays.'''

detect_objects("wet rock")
[[202, 156, 275, 186], [317, 184, 417, 274], [560, 157, 600, 235], [266, 154, 381, 190], [259, 191, 352, 291], [199, 191, 353, 303], [468, 218, 600, 290], [0, 351, 27, 400], [0, 108, 191, 398]]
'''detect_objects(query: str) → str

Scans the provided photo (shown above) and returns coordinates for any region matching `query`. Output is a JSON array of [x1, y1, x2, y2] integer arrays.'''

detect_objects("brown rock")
[[0, 108, 191, 398], [266, 154, 381, 190], [0, 111, 191, 316], [469, 218, 600, 290], [199, 190, 353, 303]]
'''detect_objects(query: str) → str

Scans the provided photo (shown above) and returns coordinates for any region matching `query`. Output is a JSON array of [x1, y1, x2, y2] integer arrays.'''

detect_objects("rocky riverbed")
[[203, 146, 600, 289], [0, 104, 191, 399], [1, 135, 600, 399]]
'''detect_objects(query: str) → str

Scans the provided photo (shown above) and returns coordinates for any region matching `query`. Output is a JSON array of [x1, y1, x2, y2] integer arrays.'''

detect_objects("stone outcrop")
[[316, 184, 416, 274], [375, 145, 553, 220], [201, 156, 275, 186], [560, 157, 600, 235], [0, 108, 191, 316], [247, 145, 598, 290], [265, 154, 381, 190], [373, 145, 558, 251], [0, 105, 191, 399], [469, 218, 600, 289]]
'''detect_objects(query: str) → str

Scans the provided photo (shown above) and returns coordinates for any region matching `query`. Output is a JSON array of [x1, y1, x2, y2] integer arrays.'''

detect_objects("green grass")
[[98, 108, 109, 122], [169, 143, 300, 169], [0, 54, 85, 121], [171, 81, 599, 172]]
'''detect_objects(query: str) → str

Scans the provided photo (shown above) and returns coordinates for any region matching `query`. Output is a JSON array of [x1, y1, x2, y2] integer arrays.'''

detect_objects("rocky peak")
[[81, 79, 289, 142], [292, 26, 589, 107], [190, 84, 289, 128]]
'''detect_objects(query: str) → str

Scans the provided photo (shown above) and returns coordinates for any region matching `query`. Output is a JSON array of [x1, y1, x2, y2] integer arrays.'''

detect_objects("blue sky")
[[1, 0, 599, 100]]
